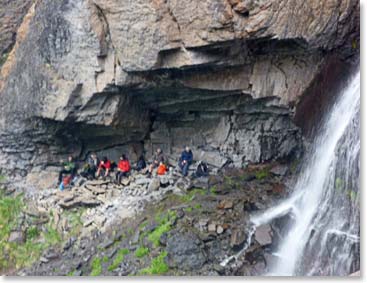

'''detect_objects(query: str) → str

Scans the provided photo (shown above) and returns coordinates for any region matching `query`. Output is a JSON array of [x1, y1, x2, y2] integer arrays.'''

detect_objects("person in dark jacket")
[[136, 155, 147, 172], [179, 146, 193, 177], [116, 154, 131, 184], [81, 153, 100, 180], [58, 155, 77, 184], [148, 148, 165, 175]]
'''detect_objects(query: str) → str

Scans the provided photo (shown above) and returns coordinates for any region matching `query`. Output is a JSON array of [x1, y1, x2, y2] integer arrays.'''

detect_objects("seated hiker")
[[157, 162, 168, 176], [58, 155, 77, 187], [195, 161, 209, 178], [136, 155, 147, 172], [81, 152, 100, 180], [148, 148, 165, 176], [179, 146, 193, 177], [96, 156, 111, 178], [116, 154, 131, 184]]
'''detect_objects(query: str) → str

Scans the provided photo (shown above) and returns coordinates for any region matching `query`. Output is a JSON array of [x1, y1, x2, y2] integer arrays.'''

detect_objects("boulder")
[[166, 232, 207, 270], [148, 178, 161, 191], [84, 184, 106, 195], [176, 177, 191, 192], [197, 150, 228, 168], [208, 223, 216, 233], [255, 224, 272, 246], [191, 177, 209, 189], [159, 176, 170, 187], [135, 178, 151, 185], [218, 199, 234, 209], [230, 228, 247, 249], [216, 225, 224, 234], [59, 197, 101, 209], [8, 231, 25, 243], [270, 164, 289, 176]]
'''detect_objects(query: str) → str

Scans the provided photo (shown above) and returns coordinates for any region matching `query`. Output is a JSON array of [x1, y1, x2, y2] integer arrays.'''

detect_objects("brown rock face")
[[0, 0, 359, 185], [0, 0, 34, 57]]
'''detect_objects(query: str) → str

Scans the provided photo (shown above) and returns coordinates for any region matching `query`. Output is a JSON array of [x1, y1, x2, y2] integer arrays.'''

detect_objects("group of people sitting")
[[57, 146, 209, 190]]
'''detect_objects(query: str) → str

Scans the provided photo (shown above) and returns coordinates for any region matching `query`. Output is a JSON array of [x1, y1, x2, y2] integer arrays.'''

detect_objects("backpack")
[[196, 162, 208, 177]]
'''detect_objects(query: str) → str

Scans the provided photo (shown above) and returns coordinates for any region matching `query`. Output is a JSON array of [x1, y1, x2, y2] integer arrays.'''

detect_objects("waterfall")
[[251, 71, 360, 276]]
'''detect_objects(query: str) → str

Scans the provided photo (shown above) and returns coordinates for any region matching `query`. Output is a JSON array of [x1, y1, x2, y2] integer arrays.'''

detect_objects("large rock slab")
[[166, 232, 207, 270], [255, 224, 273, 246]]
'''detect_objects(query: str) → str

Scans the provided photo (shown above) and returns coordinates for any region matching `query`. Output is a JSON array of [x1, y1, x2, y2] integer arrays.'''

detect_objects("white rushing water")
[[251, 71, 360, 276]]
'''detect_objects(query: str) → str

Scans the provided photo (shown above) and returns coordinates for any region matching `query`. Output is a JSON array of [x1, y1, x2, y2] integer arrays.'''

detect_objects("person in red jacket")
[[116, 154, 131, 184], [96, 156, 111, 179]]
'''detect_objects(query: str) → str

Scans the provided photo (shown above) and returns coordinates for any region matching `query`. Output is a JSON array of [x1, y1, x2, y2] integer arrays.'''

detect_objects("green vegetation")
[[210, 186, 218, 195], [90, 257, 102, 276], [335, 177, 344, 192], [0, 192, 45, 271], [139, 220, 148, 230], [140, 251, 169, 275], [108, 248, 130, 271], [67, 270, 76, 276], [64, 209, 84, 237], [148, 210, 177, 247], [26, 226, 40, 241], [179, 189, 206, 202], [0, 53, 9, 66], [194, 204, 202, 210], [255, 168, 269, 180], [135, 246, 149, 258], [102, 255, 109, 263], [0, 175, 5, 183], [348, 190, 357, 202], [185, 207, 193, 212], [127, 227, 134, 235], [43, 224, 62, 245]]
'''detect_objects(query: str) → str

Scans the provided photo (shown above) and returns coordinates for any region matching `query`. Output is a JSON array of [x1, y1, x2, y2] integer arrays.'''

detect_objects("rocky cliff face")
[[0, 0, 359, 185]]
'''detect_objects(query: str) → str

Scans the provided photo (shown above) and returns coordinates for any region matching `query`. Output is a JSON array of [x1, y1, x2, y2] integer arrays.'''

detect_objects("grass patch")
[[255, 168, 269, 180], [194, 203, 202, 210], [64, 209, 85, 237], [67, 270, 76, 276], [0, 175, 6, 183], [43, 225, 62, 245], [179, 189, 206, 202], [26, 226, 40, 241], [102, 255, 109, 263], [210, 186, 218, 195], [140, 251, 169, 275], [135, 246, 149, 258], [185, 207, 193, 212], [0, 191, 63, 272], [108, 248, 129, 271], [90, 257, 102, 276], [148, 210, 176, 247]]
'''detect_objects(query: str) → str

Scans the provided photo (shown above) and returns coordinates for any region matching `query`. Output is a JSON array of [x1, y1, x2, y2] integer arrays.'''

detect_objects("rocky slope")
[[1, 161, 293, 276]]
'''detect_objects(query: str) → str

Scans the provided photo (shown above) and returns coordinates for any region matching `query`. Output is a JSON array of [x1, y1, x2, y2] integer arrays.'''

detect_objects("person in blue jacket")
[[179, 146, 193, 177]]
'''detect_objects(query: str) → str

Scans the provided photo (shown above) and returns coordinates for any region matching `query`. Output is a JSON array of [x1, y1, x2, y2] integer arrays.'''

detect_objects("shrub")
[[135, 246, 149, 258], [140, 251, 169, 275], [90, 257, 102, 276], [108, 248, 129, 271]]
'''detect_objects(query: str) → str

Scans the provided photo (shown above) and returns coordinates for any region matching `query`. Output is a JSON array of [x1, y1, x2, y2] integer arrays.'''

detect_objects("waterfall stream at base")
[[221, 71, 360, 275]]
